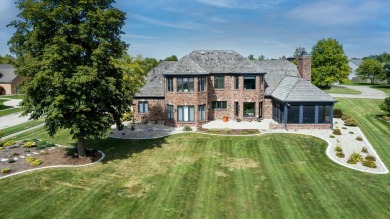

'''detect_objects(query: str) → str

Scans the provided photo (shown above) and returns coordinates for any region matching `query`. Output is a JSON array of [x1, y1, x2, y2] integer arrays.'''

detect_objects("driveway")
[[0, 112, 31, 130], [329, 85, 388, 99]]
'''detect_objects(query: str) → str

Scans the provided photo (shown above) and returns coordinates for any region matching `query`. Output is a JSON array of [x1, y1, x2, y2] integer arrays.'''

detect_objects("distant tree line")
[[357, 52, 390, 84]]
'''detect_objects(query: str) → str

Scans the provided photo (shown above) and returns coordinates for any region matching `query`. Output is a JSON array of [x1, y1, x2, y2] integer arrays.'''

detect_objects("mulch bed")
[[198, 128, 261, 135], [0, 140, 101, 177]]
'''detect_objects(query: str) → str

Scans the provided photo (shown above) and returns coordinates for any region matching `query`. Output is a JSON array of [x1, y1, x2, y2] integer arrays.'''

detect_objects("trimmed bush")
[[347, 153, 364, 164], [12, 152, 19, 157], [361, 147, 368, 153], [341, 114, 351, 121], [183, 126, 192, 131], [333, 129, 342, 135], [1, 168, 10, 173], [356, 136, 363, 141], [8, 158, 16, 163], [329, 135, 335, 138], [24, 141, 36, 148], [31, 159, 43, 166], [365, 155, 376, 162], [335, 146, 343, 152], [25, 157, 36, 163], [241, 132, 248, 135], [334, 109, 343, 118], [349, 131, 354, 134], [3, 140, 16, 147], [336, 152, 345, 158], [342, 127, 347, 129], [362, 160, 377, 168], [344, 118, 358, 126]]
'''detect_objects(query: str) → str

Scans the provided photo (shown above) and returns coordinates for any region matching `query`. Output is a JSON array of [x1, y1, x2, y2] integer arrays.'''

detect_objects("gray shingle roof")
[[135, 61, 175, 98], [165, 55, 209, 75], [0, 65, 17, 83], [188, 50, 244, 73], [272, 76, 335, 102], [254, 60, 299, 95], [231, 59, 266, 74]]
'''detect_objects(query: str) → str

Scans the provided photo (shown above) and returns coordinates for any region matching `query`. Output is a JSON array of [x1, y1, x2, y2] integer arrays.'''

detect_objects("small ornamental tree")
[[8, 0, 146, 157], [379, 97, 390, 116], [311, 38, 351, 88]]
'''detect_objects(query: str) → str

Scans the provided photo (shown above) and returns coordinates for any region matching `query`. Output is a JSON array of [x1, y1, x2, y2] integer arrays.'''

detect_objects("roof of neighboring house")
[[135, 61, 175, 98], [0, 64, 17, 83], [349, 59, 363, 66], [253, 60, 300, 96], [272, 76, 335, 102]]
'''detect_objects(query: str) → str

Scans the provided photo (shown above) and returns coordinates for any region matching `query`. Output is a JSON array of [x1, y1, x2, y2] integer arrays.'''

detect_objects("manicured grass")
[[0, 107, 23, 117], [0, 94, 24, 99], [1, 121, 390, 218], [0, 99, 12, 110], [1, 119, 44, 137], [322, 86, 361, 95]]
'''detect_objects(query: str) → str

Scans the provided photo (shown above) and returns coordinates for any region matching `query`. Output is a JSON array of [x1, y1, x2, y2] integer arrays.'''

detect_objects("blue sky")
[[1, 0, 389, 60]]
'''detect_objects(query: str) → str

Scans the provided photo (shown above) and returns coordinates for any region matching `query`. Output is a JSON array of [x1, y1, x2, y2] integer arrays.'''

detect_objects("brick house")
[[0, 65, 22, 95], [133, 50, 336, 129]]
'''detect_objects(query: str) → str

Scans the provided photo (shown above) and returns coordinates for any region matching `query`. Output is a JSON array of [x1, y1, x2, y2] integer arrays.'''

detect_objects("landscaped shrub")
[[3, 140, 16, 147], [334, 109, 343, 118], [1, 168, 10, 173], [24, 141, 36, 148], [8, 158, 16, 163], [361, 147, 368, 153], [241, 132, 248, 135], [332, 129, 342, 135], [344, 117, 358, 126], [66, 147, 78, 157], [362, 160, 377, 168], [365, 155, 376, 162], [25, 157, 36, 162], [0, 140, 3, 147], [248, 130, 256, 134], [347, 153, 364, 164], [342, 127, 347, 129], [183, 126, 192, 131], [36, 145, 46, 150], [335, 146, 343, 152], [31, 159, 43, 166], [341, 114, 351, 121], [336, 152, 345, 158], [329, 135, 335, 138], [40, 141, 55, 147], [349, 131, 354, 134], [356, 136, 363, 141], [12, 152, 19, 157]]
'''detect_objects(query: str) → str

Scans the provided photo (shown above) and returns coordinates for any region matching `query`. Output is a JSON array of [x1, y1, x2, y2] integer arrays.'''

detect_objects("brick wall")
[[133, 99, 166, 124], [263, 98, 273, 119], [270, 123, 332, 130], [297, 55, 312, 81]]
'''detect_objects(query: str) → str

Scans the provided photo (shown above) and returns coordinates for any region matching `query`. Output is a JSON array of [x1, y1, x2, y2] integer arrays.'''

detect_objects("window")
[[287, 105, 300, 123], [244, 76, 256, 89], [234, 102, 239, 117], [177, 77, 194, 92], [167, 78, 173, 92], [214, 76, 224, 89], [177, 106, 194, 122], [318, 105, 331, 123], [211, 101, 227, 109], [138, 101, 148, 113], [302, 105, 315, 123], [167, 105, 174, 121], [198, 77, 206, 92], [198, 105, 206, 121], [243, 102, 255, 117], [272, 101, 284, 123], [234, 76, 239, 89]]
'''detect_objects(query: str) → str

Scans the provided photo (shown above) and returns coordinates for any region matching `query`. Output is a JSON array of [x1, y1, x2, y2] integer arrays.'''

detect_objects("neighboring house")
[[0, 64, 22, 95], [133, 50, 336, 129]]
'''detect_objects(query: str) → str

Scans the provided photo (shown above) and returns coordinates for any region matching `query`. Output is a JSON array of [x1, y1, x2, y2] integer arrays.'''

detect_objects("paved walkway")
[[0, 112, 31, 130], [202, 119, 276, 130], [2, 99, 22, 107], [329, 85, 388, 99]]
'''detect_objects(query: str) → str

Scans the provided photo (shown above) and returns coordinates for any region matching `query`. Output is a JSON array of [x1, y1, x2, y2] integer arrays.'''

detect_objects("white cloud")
[[196, 0, 281, 9], [130, 14, 203, 30]]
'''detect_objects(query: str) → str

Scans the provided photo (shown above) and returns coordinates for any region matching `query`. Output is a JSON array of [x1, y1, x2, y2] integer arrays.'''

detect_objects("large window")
[[244, 76, 256, 90], [167, 78, 173, 92], [287, 105, 300, 123], [214, 76, 224, 89], [212, 101, 227, 109], [234, 76, 239, 89], [303, 105, 315, 123], [138, 101, 148, 113], [178, 106, 194, 122], [198, 105, 206, 121], [198, 77, 206, 92], [243, 102, 255, 117], [167, 105, 174, 121], [177, 77, 194, 92], [318, 105, 331, 123]]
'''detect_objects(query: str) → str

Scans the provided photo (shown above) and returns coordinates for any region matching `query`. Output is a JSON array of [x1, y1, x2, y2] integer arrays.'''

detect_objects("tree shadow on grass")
[[85, 136, 169, 164]]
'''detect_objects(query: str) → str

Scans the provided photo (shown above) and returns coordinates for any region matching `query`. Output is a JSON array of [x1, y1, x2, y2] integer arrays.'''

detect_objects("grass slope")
[[1, 119, 44, 137], [0, 108, 24, 117], [1, 126, 390, 217], [322, 86, 361, 95]]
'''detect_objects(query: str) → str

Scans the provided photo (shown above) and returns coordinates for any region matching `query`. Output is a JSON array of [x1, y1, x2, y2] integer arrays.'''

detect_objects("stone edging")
[[109, 131, 263, 139], [0, 150, 106, 180]]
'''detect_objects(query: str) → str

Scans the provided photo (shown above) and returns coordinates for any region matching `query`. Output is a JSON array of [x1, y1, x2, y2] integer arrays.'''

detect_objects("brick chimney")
[[297, 54, 311, 81]]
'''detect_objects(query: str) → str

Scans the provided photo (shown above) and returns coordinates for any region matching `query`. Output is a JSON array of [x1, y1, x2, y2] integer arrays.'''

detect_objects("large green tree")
[[8, 0, 146, 157], [311, 38, 350, 88], [356, 59, 384, 84], [0, 55, 15, 64]]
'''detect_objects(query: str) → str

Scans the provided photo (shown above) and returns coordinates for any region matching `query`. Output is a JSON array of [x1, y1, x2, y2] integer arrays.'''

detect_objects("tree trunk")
[[77, 136, 86, 158]]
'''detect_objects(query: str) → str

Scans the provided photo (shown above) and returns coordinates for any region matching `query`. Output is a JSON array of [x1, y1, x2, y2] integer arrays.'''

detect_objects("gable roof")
[[272, 76, 335, 102], [135, 61, 175, 98], [165, 55, 208, 75], [0, 64, 17, 83], [254, 60, 299, 96]]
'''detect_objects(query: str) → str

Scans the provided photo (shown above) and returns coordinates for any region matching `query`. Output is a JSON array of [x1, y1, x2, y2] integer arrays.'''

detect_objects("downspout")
[[284, 103, 288, 131]]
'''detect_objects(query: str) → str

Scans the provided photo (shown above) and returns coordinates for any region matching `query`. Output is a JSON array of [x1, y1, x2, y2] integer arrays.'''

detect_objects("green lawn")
[[1, 119, 44, 137], [0, 98, 389, 218], [322, 86, 361, 95], [0, 94, 24, 99], [0, 108, 24, 117], [0, 99, 12, 110]]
